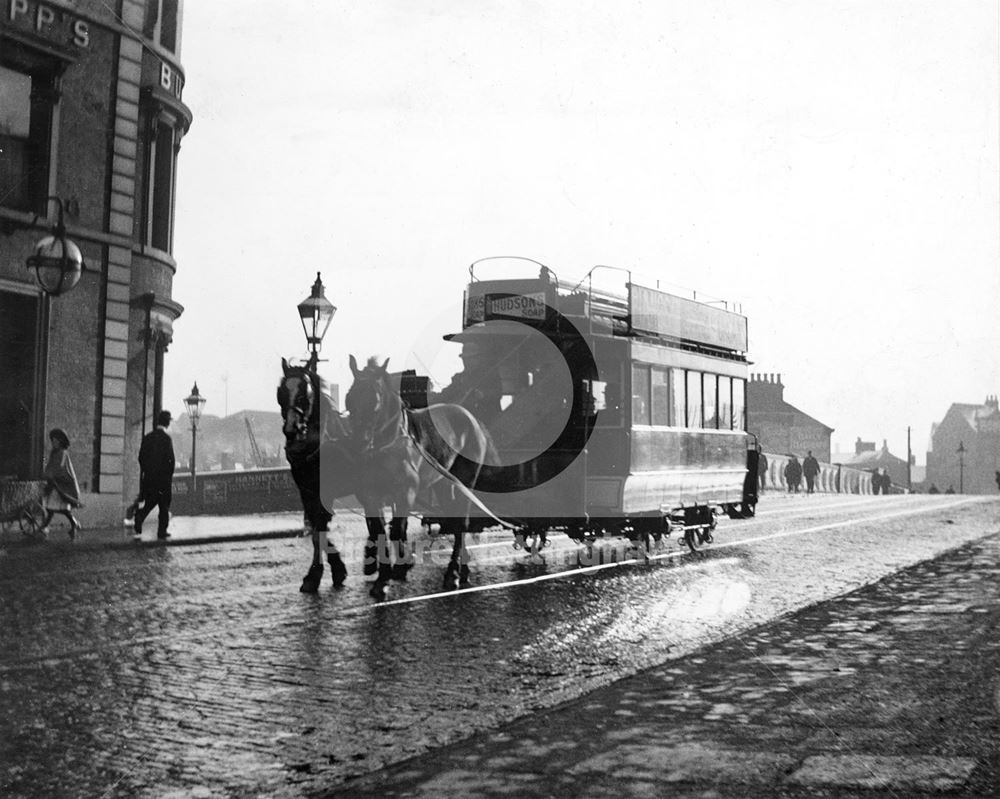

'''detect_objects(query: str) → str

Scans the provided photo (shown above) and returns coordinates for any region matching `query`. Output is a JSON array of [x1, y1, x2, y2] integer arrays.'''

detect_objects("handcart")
[[0, 479, 46, 540]]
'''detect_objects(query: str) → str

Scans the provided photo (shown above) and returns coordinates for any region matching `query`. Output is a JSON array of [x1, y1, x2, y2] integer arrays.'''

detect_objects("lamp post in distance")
[[184, 383, 207, 495], [297, 272, 336, 371]]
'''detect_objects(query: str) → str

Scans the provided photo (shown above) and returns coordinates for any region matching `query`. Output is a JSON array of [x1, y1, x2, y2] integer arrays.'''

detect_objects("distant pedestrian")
[[945, 485, 955, 495], [802, 451, 820, 494], [39, 428, 82, 540], [879, 468, 892, 495], [134, 410, 176, 540], [784, 455, 802, 493], [928, 483, 940, 494], [756, 445, 768, 492], [995, 471, 1000, 492], [870, 468, 881, 495]]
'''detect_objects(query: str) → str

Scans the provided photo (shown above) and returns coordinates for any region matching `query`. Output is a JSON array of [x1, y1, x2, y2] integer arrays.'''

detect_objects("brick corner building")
[[746, 372, 833, 463], [1, 1, 192, 525]]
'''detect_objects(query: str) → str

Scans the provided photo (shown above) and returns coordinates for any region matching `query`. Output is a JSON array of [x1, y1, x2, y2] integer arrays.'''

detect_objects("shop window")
[[0, 58, 57, 214]]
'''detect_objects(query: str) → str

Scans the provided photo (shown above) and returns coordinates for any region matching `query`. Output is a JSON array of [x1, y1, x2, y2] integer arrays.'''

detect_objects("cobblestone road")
[[1, 495, 996, 796]]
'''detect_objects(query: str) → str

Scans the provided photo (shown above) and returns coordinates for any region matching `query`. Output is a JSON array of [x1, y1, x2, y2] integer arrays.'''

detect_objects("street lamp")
[[26, 197, 86, 296], [957, 441, 965, 494], [184, 383, 207, 492], [297, 272, 336, 370]]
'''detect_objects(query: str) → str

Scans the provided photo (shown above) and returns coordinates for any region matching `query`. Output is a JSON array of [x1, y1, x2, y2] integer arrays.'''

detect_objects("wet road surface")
[[1, 494, 997, 796]]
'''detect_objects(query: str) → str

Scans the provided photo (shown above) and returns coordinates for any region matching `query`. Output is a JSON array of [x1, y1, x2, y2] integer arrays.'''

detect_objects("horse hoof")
[[329, 554, 348, 589], [369, 582, 388, 601], [459, 565, 471, 587], [391, 563, 412, 581], [300, 565, 323, 593], [442, 575, 459, 591]]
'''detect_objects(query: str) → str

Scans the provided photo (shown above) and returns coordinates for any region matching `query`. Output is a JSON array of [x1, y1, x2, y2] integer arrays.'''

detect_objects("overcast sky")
[[166, 1, 999, 464]]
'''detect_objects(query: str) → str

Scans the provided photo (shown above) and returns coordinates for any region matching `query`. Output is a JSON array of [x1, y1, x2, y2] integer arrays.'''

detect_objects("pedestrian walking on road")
[[756, 445, 768, 492], [784, 455, 802, 493], [39, 428, 82, 540], [134, 410, 176, 540], [802, 450, 820, 494]]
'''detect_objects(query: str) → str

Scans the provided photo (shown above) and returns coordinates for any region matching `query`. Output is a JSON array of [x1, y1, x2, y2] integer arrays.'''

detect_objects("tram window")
[[703, 374, 718, 429], [717, 375, 732, 430], [670, 368, 685, 427], [651, 368, 670, 425], [685, 371, 702, 428], [631, 365, 651, 425], [733, 378, 746, 430]]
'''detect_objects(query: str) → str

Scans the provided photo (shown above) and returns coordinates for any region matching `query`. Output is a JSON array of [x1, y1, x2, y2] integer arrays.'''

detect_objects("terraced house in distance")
[[1, 1, 192, 525]]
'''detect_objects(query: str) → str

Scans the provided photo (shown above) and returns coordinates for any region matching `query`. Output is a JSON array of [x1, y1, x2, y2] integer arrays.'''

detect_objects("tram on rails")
[[410, 258, 759, 553]]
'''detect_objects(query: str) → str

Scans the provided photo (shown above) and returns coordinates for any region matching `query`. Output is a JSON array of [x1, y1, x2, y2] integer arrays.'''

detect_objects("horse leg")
[[441, 517, 462, 590], [299, 524, 324, 593], [389, 514, 413, 581], [363, 510, 393, 600], [325, 531, 348, 589], [363, 513, 384, 578]]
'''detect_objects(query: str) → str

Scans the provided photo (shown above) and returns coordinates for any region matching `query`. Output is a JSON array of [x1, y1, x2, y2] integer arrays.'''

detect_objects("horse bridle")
[[347, 372, 404, 454], [283, 374, 316, 442]]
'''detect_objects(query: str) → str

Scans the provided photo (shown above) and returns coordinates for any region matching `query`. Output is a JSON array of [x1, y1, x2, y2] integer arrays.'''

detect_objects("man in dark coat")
[[802, 450, 820, 494], [784, 455, 802, 493], [134, 410, 176, 539]]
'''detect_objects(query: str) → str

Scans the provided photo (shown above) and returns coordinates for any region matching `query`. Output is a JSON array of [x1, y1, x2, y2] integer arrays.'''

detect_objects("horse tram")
[[279, 258, 758, 598], [423, 257, 758, 556]]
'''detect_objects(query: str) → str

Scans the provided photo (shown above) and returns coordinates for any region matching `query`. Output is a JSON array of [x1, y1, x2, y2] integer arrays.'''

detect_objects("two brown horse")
[[344, 355, 499, 600]]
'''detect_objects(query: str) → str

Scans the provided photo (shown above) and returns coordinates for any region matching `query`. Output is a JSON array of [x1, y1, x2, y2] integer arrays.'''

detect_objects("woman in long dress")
[[40, 428, 82, 539]]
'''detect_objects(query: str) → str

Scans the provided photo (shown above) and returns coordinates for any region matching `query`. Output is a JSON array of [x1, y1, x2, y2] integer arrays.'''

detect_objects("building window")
[[0, 58, 58, 214], [149, 119, 175, 250], [144, 0, 181, 53]]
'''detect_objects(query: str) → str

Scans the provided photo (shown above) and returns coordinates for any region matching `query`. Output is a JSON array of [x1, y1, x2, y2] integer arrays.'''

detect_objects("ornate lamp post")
[[957, 441, 965, 494], [184, 383, 207, 493], [26, 197, 86, 296], [297, 272, 336, 370]]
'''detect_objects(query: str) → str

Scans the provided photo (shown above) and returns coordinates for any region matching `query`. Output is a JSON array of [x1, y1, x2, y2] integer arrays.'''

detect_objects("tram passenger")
[[802, 450, 820, 494], [784, 455, 802, 493]]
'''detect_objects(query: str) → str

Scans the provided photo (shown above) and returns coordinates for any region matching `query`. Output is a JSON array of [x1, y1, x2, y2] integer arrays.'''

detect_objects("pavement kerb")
[[1, 525, 303, 552]]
